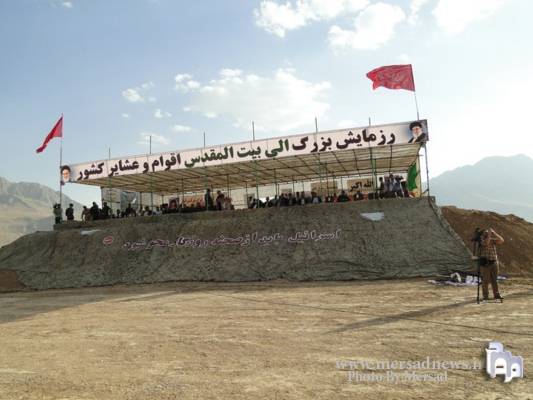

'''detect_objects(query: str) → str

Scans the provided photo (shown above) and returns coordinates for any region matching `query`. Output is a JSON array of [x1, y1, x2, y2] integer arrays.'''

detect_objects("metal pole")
[[410, 65, 420, 120], [414, 91, 420, 120], [424, 142, 430, 197], [324, 164, 329, 197], [416, 151, 422, 197], [203, 131, 206, 148], [150, 135, 153, 211], [255, 164, 260, 206], [181, 178, 185, 209], [252, 121, 255, 141], [368, 118, 378, 195], [59, 134, 63, 221], [274, 169, 278, 196], [370, 147, 377, 194], [108, 147, 113, 214]]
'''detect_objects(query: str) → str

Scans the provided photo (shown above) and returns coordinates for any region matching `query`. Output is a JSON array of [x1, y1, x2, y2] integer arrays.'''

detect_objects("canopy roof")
[[66, 120, 428, 194], [75, 142, 422, 195]]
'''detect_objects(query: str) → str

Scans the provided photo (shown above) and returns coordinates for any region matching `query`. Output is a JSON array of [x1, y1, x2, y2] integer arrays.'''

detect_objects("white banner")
[[61, 120, 428, 184]]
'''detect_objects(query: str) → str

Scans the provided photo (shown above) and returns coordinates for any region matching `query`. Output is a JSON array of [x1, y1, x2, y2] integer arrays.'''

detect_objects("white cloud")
[[184, 68, 331, 133], [154, 109, 172, 118], [173, 125, 192, 133], [122, 81, 156, 103], [121, 113, 130, 118], [182, 106, 192, 112], [433, 0, 508, 34], [175, 73, 201, 92], [329, 3, 406, 50], [175, 73, 192, 82], [407, 0, 429, 25], [122, 88, 144, 103], [62, 1, 73, 8], [137, 132, 169, 147], [254, 0, 368, 37]]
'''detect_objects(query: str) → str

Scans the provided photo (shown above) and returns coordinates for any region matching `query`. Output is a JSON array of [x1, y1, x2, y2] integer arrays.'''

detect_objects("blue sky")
[[0, 0, 531, 205]]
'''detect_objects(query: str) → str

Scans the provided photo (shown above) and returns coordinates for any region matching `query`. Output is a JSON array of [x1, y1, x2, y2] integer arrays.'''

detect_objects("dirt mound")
[[0, 198, 471, 291], [442, 206, 533, 277]]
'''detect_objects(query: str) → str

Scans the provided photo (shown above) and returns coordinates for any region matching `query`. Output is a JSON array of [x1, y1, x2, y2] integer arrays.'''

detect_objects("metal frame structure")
[[76, 142, 423, 196]]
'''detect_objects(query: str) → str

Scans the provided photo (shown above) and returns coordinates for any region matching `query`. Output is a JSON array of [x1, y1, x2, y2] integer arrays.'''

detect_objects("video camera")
[[471, 227, 490, 244]]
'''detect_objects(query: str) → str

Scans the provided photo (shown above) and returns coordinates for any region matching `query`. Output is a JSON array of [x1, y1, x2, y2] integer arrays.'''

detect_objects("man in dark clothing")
[[204, 189, 214, 210], [90, 202, 100, 221], [215, 190, 224, 211], [53, 203, 62, 224], [101, 202, 111, 219], [125, 203, 136, 217], [65, 203, 74, 221], [337, 190, 350, 202]]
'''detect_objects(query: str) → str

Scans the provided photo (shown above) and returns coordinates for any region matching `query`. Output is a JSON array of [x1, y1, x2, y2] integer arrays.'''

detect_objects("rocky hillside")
[[0, 177, 82, 248]]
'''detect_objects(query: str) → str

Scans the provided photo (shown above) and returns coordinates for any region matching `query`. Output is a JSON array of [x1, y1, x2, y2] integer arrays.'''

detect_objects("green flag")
[[407, 163, 418, 191]]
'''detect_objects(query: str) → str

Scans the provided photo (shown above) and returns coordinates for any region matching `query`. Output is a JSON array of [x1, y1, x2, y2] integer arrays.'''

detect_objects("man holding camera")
[[478, 228, 505, 302]]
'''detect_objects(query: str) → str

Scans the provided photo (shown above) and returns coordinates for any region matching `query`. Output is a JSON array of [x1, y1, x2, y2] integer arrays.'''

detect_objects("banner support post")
[[414, 91, 420, 120], [59, 135, 63, 220], [424, 142, 430, 198]]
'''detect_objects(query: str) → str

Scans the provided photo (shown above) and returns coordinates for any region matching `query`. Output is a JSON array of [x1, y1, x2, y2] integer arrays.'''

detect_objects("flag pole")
[[108, 147, 113, 214], [59, 114, 63, 220], [150, 135, 153, 212], [410, 65, 429, 197], [414, 91, 420, 120], [411, 65, 420, 120]]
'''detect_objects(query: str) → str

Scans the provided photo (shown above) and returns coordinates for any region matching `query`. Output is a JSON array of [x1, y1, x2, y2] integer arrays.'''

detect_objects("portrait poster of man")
[[408, 120, 429, 143], [60, 165, 71, 185]]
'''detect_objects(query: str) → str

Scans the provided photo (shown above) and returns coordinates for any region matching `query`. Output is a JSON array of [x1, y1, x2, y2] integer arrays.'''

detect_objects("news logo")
[[486, 342, 523, 383]]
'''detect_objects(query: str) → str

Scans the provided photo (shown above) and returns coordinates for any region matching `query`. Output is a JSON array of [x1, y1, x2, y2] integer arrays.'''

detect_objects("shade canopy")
[[75, 142, 422, 195]]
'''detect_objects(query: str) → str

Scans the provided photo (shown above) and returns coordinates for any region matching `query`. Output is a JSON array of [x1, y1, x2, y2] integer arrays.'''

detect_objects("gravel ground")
[[0, 279, 532, 399]]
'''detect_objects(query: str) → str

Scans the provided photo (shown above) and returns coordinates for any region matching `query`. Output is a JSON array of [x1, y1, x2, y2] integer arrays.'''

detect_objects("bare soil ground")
[[1, 279, 532, 400]]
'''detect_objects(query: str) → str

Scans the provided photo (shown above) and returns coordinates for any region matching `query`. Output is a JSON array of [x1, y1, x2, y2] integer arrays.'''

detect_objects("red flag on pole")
[[36, 116, 63, 153], [366, 64, 415, 92]]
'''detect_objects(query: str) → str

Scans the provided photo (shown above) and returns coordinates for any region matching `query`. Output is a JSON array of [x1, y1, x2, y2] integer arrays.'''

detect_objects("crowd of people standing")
[[53, 173, 414, 223]]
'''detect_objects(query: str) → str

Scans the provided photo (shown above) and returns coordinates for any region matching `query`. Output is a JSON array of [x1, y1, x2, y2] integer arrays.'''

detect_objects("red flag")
[[36, 116, 63, 153], [366, 64, 415, 92]]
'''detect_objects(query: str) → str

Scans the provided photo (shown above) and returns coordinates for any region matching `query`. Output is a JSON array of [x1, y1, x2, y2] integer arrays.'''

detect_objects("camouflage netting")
[[0, 197, 472, 291]]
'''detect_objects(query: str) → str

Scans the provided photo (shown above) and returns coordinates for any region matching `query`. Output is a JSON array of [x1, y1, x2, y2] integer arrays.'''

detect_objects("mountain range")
[[0, 177, 82, 247], [429, 154, 533, 223], [0, 154, 531, 247]]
